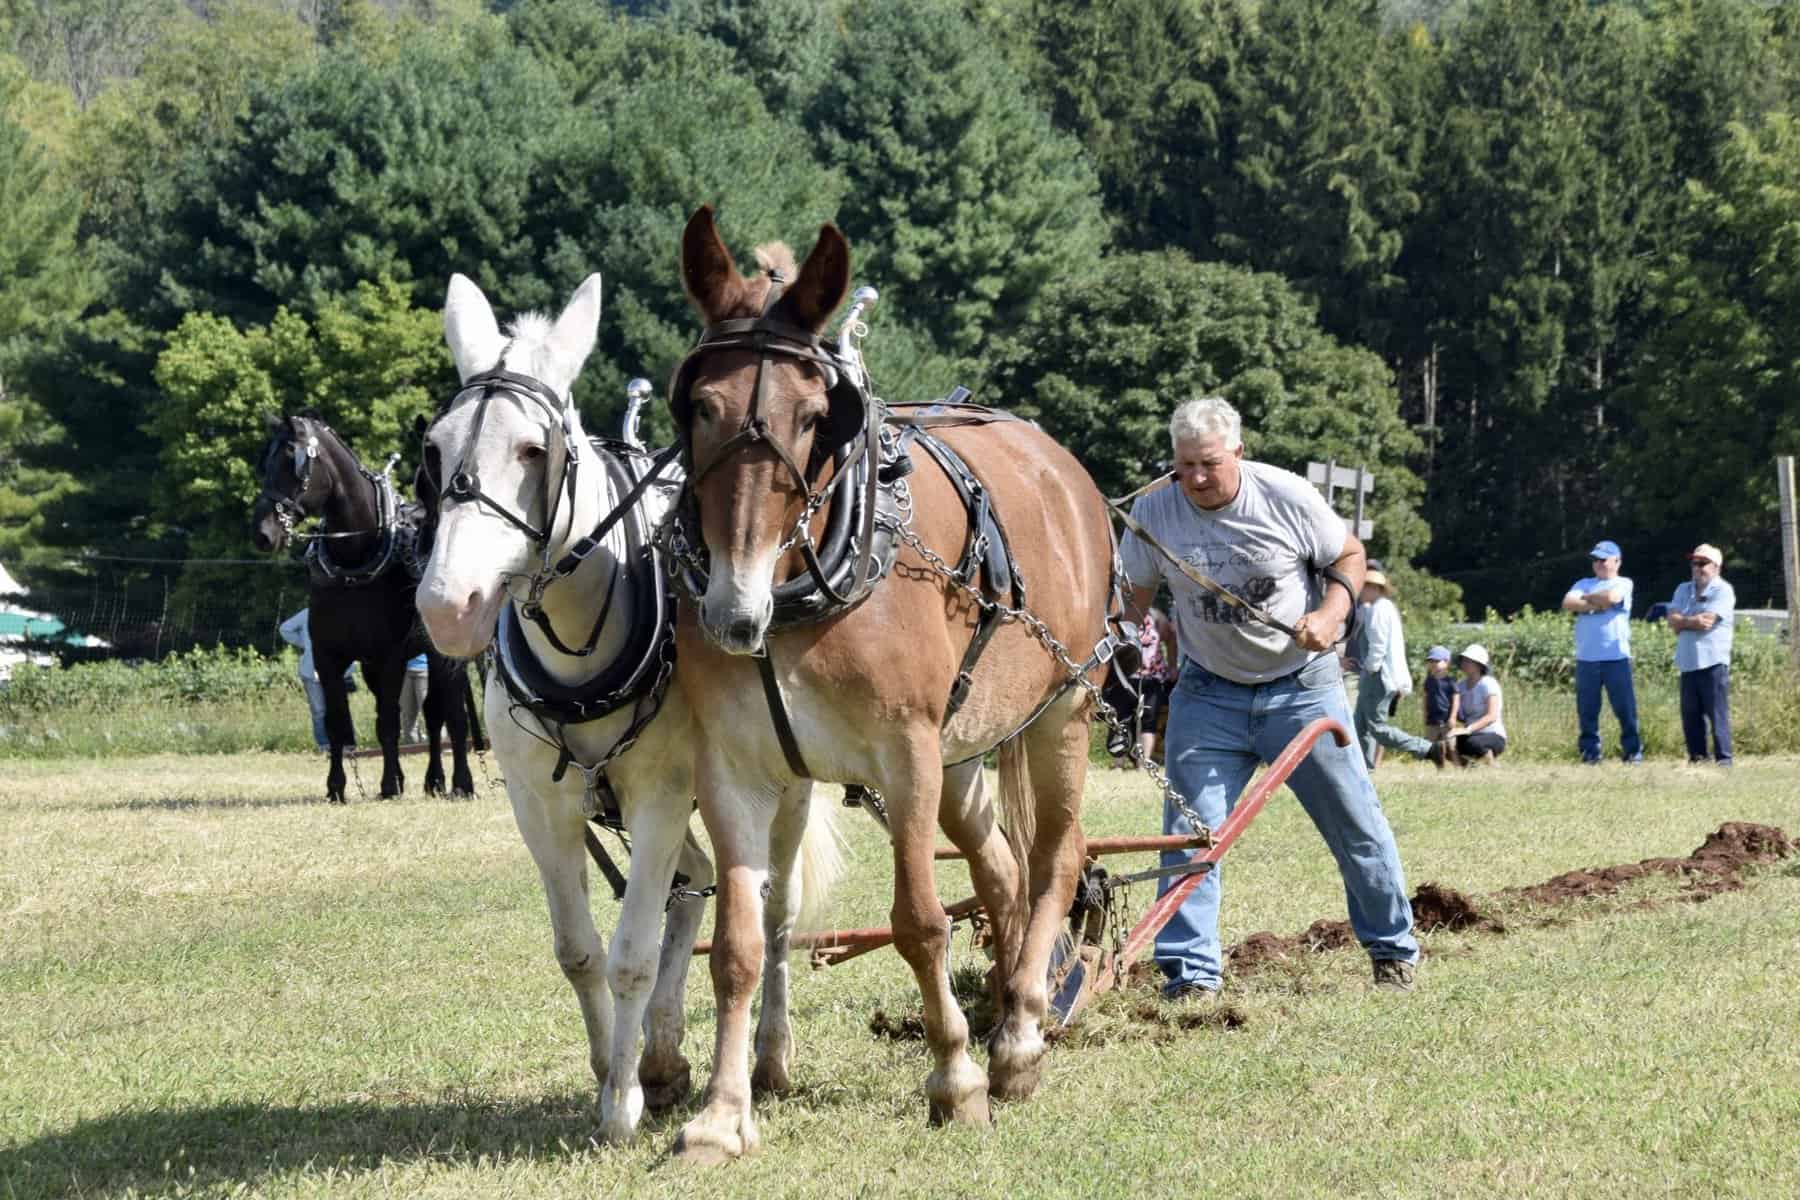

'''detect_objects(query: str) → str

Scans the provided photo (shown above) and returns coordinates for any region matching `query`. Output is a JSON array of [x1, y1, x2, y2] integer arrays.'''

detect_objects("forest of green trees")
[[2, 0, 1797, 651]]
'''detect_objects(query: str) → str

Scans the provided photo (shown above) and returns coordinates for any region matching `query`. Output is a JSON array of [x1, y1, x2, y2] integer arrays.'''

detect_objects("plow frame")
[[685, 716, 1351, 1027]]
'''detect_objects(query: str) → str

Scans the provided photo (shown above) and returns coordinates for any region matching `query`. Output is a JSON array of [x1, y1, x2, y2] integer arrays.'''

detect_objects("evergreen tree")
[[804, 0, 1109, 358], [0, 80, 92, 575], [1619, 116, 1800, 605], [990, 250, 1427, 562]]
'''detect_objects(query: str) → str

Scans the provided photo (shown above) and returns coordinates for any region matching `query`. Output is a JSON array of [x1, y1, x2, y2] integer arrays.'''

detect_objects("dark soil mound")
[[1222, 822, 1791, 978]]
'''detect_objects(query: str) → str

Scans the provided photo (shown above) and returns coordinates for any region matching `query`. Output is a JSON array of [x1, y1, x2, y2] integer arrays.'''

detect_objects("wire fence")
[[6, 556, 312, 663]]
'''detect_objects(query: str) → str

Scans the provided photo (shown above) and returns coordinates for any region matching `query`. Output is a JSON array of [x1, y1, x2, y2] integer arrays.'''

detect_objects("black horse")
[[251, 413, 476, 803]]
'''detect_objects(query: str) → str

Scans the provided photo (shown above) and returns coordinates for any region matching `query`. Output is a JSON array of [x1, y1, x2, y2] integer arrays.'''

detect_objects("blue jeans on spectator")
[[1156, 654, 1418, 995], [301, 676, 329, 749], [1575, 658, 1642, 762], [1353, 677, 1434, 768], [1679, 664, 1732, 764]]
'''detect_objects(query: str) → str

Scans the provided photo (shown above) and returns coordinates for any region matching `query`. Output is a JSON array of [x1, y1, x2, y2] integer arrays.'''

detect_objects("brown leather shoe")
[[1372, 958, 1416, 993]]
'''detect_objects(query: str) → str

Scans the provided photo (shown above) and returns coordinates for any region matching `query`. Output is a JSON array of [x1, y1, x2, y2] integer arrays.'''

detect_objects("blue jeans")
[[1353, 677, 1433, 767], [1679, 664, 1732, 763], [1575, 658, 1641, 762], [1156, 655, 1418, 995], [301, 677, 329, 749]]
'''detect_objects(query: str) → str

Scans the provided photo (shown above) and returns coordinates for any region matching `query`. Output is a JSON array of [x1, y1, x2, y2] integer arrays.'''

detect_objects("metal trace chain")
[[885, 469, 1211, 840], [651, 451, 1212, 839]]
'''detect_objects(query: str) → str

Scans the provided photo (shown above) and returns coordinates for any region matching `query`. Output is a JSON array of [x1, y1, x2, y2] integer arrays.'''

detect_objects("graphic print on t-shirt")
[[1179, 542, 1281, 626]]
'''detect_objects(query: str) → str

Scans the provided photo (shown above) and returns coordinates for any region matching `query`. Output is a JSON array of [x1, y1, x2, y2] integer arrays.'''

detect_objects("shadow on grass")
[[0, 1091, 665, 1198], [53, 793, 327, 812]]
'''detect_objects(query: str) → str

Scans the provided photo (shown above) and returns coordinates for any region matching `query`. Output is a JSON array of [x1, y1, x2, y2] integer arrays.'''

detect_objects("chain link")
[[894, 522, 1211, 840], [774, 487, 832, 556]]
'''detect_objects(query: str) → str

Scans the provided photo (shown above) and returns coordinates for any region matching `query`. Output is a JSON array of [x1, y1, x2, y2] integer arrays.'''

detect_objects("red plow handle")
[[1081, 716, 1351, 1005]]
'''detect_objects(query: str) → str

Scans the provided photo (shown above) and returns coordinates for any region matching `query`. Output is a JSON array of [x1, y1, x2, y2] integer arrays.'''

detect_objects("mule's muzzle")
[[701, 596, 772, 656], [417, 580, 502, 659]]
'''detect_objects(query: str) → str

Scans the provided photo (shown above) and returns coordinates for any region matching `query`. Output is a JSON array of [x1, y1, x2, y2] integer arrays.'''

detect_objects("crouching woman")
[[1450, 644, 1507, 765]]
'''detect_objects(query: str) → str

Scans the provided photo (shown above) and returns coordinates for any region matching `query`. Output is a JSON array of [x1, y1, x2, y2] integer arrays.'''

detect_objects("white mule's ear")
[[444, 274, 505, 383], [543, 274, 602, 389]]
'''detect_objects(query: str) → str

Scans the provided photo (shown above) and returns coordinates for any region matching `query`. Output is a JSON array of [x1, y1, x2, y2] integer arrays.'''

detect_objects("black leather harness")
[[424, 365, 684, 902]]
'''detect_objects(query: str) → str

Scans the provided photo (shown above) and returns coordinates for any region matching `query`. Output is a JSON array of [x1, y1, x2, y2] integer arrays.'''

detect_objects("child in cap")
[[1421, 645, 1459, 744]]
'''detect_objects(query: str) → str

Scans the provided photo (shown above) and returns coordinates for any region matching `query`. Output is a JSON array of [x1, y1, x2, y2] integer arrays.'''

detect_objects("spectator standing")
[[398, 653, 431, 743], [1121, 395, 1419, 997], [1421, 645, 1460, 744], [1667, 543, 1735, 766], [1347, 570, 1442, 769], [279, 608, 330, 750], [1561, 539, 1643, 764], [1450, 645, 1507, 764]]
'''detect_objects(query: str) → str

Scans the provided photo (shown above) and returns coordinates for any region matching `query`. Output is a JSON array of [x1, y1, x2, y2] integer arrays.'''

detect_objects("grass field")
[[3, 750, 1798, 1198]]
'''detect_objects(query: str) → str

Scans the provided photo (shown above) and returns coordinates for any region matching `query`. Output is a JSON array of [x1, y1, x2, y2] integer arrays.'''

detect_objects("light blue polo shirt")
[[1670, 578, 1735, 672], [1567, 575, 1634, 661]]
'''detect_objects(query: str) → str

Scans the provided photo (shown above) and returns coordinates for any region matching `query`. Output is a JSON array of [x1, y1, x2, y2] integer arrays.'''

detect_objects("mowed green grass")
[[2, 751, 1798, 1199]]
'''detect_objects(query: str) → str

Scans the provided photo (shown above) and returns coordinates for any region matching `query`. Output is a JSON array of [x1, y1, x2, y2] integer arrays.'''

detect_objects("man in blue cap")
[[1560, 539, 1643, 763]]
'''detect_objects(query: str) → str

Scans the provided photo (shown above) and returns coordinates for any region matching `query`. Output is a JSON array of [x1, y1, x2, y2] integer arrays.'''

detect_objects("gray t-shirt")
[[1120, 460, 1347, 684]]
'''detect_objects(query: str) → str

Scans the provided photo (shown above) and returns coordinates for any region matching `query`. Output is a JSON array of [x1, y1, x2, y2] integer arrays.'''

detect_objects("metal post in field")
[[1778, 455, 1800, 668]]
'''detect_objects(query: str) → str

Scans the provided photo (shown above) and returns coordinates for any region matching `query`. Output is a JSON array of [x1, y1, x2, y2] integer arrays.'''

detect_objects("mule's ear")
[[543, 273, 602, 387], [681, 205, 741, 322], [262, 410, 281, 434], [783, 223, 851, 333], [444, 273, 504, 382], [412, 414, 428, 438]]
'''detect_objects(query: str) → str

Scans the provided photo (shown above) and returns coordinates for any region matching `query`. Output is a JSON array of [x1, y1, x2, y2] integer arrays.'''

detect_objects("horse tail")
[[795, 783, 848, 933], [998, 736, 1037, 908]]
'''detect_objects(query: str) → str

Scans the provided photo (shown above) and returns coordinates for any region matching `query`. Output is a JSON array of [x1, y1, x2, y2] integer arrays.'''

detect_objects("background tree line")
[[1, 0, 1797, 653]]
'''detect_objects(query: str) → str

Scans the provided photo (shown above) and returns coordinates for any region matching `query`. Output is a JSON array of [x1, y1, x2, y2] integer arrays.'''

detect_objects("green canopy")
[[0, 611, 69, 639]]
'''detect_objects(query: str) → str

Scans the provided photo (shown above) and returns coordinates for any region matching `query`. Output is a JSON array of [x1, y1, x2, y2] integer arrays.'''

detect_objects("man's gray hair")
[[1170, 396, 1242, 449]]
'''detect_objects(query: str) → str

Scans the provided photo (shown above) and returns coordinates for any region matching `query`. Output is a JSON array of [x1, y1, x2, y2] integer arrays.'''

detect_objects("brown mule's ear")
[[681, 205, 741, 323], [781, 223, 851, 333]]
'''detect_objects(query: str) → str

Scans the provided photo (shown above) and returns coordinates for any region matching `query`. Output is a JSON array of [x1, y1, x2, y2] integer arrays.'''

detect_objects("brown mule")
[[667, 206, 1116, 1162]]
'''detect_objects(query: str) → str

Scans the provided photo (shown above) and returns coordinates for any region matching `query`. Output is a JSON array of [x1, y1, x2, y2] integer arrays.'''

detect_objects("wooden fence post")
[[1779, 455, 1800, 669]]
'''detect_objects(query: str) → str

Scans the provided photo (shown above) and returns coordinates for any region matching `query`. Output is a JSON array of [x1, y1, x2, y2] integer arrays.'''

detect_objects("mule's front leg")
[[510, 788, 614, 1107], [988, 720, 1087, 1103], [938, 760, 1026, 1010], [640, 830, 712, 1110], [596, 795, 690, 1145], [752, 782, 815, 1097], [675, 766, 773, 1165], [887, 744, 990, 1128]]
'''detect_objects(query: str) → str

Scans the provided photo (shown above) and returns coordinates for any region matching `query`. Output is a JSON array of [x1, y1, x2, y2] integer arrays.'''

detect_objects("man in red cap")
[[1666, 544, 1735, 766]]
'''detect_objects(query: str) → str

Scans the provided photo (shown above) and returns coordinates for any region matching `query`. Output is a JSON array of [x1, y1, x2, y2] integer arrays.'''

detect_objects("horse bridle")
[[431, 365, 581, 549], [427, 361, 681, 658], [259, 417, 326, 536], [670, 274, 883, 608]]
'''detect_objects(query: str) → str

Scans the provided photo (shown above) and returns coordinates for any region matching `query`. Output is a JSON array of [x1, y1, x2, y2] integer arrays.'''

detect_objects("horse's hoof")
[[926, 1089, 992, 1128], [750, 1058, 792, 1099], [673, 1107, 758, 1165], [926, 1057, 992, 1127], [987, 1027, 1047, 1103], [641, 1062, 691, 1111], [327, 794, 347, 806], [424, 780, 446, 797], [597, 1088, 645, 1145]]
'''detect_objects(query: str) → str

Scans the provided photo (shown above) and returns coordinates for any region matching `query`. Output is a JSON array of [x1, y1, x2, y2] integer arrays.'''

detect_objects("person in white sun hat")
[[1448, 644, 1507, 765], [1666, 543, 1735, 766]]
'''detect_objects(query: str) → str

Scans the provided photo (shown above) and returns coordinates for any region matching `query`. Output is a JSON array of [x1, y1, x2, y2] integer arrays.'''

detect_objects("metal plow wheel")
[[687, 717, 1351, 1028]]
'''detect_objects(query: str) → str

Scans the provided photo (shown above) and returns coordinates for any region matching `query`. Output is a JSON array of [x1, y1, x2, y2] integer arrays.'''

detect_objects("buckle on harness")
[[947, 670, 974, 712]]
